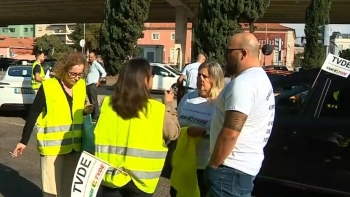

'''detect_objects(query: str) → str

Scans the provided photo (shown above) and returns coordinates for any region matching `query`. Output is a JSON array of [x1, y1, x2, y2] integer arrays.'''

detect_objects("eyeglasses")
[[227, 48, 244, 52], [68, 71, 85, 78]]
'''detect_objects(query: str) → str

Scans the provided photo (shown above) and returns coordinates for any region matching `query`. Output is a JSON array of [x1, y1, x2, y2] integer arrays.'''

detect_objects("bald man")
[[177, 54, 206, 94], [205, 33, 275, 197]]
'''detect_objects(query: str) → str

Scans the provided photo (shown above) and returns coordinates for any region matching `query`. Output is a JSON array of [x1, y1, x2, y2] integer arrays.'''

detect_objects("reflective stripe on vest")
[[94, 96, 167, 194], [31, 61, 45, 90], [96, 145, 167, 159], [36, 78, 86, 156], [37, 124, 82, 133], [38, 137, 82, 147], [97, 145, 167, 180]]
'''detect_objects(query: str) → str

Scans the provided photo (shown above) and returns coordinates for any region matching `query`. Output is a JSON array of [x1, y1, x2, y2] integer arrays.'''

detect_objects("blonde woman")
[[170, 61, 225, 197]]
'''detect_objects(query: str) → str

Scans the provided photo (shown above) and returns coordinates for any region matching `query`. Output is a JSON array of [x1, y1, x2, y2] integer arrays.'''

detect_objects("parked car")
[[150, 63, 180, 95], [10, 59, 31, 66], [253, 69, 350, 197], [0, 65, 39, 110]]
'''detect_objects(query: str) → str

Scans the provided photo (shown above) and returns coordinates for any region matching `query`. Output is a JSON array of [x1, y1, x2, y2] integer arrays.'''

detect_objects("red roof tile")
[[0, 37, 34, 49]]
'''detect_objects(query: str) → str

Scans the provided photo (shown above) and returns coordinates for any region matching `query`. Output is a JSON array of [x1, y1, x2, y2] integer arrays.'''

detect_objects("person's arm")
[[33, 65, 43, 82], [96, 62, 107, 78], [163, 102, 180, 143], [208, 82, 254, 168], [177, 66, 188, 84], [20, 86, 46, 145]]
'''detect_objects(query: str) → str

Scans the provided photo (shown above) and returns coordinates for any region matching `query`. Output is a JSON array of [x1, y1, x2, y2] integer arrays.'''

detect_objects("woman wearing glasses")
[[12, 51, 93, 197], [170, 61, 225, 197]]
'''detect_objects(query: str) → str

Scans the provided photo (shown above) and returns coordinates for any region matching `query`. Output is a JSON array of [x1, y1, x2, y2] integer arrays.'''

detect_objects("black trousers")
[[97, 181, 152, 197], [86, 83, 100, 120], [170, 169, 207, 197]]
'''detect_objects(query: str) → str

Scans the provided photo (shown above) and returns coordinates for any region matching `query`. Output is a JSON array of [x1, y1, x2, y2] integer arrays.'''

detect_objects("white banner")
[[321, 54, 350, 78], [71, 151, 110, 197]]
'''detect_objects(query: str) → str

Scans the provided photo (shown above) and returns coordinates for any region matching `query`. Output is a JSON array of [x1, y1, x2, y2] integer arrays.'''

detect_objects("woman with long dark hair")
[[95, 58, 180, 197]]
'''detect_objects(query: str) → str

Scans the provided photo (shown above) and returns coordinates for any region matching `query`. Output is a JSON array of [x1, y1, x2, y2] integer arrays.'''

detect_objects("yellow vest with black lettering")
[[94, 96, 168, 194], [31, 61, 46, 90], [36, 78, 86, 156]]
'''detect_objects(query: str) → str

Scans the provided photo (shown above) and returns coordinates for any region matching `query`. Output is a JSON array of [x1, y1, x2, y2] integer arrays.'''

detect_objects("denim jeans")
[[204, 165, 255, 197]]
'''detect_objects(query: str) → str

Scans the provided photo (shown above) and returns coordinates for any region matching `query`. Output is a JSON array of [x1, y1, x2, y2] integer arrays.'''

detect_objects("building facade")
[[0, 36, 35, 59], [0, 25, 35, 38], [35, 24, 76, 45], [138, 23, 296, 69], [330, 33, 350, 55]]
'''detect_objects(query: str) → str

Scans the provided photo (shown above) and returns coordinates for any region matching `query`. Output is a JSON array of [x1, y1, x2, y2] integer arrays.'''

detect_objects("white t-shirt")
[[182, 62, 201, 89], [224, 77, 232, 86], [210, 67, 275, 176], [178, 90, 215, 169]]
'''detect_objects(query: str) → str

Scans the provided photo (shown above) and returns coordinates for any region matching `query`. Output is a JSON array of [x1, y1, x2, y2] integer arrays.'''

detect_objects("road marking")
[[0, 121, 24, 127]]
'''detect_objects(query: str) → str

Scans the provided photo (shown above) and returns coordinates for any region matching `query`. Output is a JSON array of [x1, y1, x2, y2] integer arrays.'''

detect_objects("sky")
[[281, 24, 350, 37], [281, 24, 350, 43]]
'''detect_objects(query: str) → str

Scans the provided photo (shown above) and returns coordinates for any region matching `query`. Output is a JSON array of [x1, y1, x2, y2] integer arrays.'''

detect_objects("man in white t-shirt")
[[205, 33, 275, 197], [177, 54, 206, 93]]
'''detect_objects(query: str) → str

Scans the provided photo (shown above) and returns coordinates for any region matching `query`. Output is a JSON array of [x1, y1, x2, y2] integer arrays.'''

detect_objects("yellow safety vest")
[[31, 61, 46, 90], [36, 78, 86, 156], [94, 96, 168, 194], [170, 127, 201, 197]]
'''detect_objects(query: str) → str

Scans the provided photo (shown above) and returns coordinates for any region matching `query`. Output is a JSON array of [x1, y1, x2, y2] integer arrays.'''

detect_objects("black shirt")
[[33, 64, 41, 75], [20, 80, 74, 145]]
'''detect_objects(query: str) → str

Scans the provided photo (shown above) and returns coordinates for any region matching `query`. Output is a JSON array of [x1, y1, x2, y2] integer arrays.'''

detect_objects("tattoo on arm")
[[223, 110, 248, 132]]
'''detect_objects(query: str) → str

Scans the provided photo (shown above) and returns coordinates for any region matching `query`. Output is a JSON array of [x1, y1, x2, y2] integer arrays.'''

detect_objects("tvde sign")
[[321, 54, 350, 78], [71, 151, 110, 197]]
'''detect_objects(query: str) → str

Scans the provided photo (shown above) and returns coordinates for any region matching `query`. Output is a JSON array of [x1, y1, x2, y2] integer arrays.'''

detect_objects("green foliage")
[[241, 0, 271, 32], [100, 0, 151, 75], [34, 35, 71, 59], [194, 0, 244, 66], [303, 0, 332, 70], [339, 49, 350, 60], [70, 23, 102, 51], [194, 0, 271, 65], [293, 52, 304, 68]]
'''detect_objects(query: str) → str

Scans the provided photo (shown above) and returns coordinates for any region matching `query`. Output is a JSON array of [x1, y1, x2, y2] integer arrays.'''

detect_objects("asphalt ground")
[[0, 85, 174, 197]]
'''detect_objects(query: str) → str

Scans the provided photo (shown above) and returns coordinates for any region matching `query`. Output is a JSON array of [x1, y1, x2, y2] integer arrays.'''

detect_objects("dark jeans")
[[97, 181, 152, 197], [204, 165, 255, 197], [170, 169, 207, 197], [86, 83, 100, 120]]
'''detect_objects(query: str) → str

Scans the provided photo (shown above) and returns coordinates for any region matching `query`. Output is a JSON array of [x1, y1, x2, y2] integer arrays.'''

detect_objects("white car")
[[150, 63, 181, 94], [0, 65, 38, 110]]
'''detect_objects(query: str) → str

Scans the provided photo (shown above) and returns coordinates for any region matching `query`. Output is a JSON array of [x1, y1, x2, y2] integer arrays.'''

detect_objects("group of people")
[[171, 32, 275, 197], [9, 32, 275, 197]]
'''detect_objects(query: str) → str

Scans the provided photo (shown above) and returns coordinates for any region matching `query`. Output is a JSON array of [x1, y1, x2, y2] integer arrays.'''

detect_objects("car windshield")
[[165, 65, 181, 75], [7, 67, 32, 77]]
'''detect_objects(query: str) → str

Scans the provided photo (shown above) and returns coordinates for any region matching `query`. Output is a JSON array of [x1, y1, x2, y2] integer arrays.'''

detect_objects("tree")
[[194, 0, 271, 66], [194, 0, 243, 65], [339, 49, 350, 60], [34, 35, 71, 59], [303, 0, 332, 70], [70, 23, 102, 51], [99, 0, 151, 75], [241, 0, 271, 33], [293, 52, 304, 68]]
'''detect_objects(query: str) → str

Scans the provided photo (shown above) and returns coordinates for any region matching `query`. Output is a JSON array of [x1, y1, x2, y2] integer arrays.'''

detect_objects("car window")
[[319, 80, 350, 117], [152, 66, 171, 77], [7, 67, 32, 77], [274, 86, 309, 116], [165, 65, 181, 75]]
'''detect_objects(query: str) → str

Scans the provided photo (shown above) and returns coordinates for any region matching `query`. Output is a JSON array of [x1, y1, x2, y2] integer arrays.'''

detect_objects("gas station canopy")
[[0, 0, 349, 25]]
